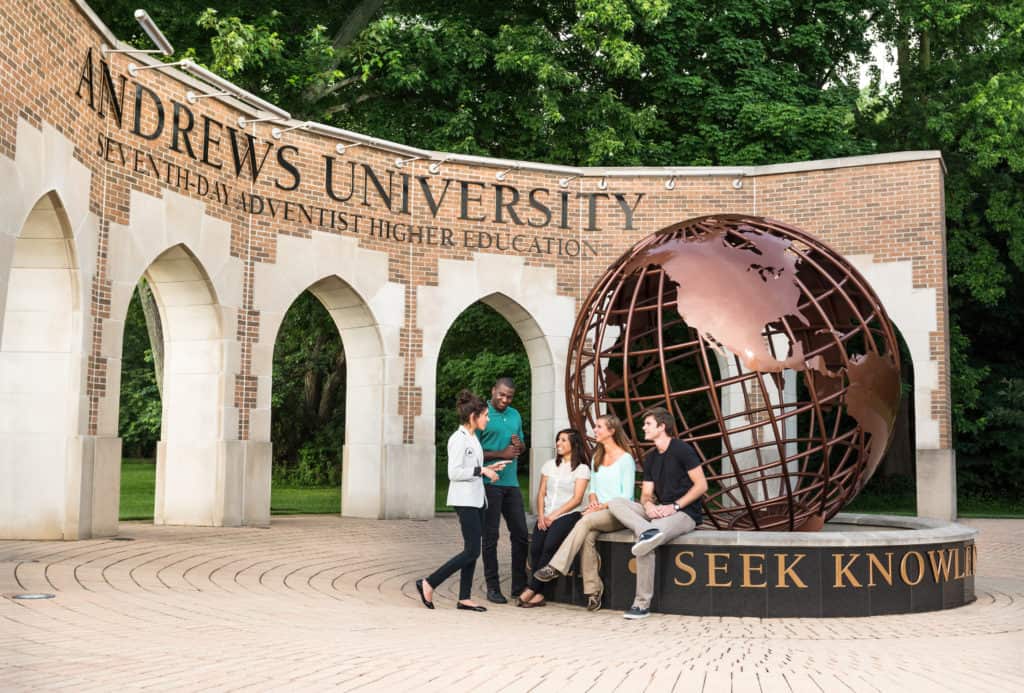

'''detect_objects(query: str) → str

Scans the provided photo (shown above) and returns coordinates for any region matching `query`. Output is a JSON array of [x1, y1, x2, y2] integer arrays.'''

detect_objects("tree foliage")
[[118, 286, 162, 458], [271, 291, 347, 485], [92, 0, 1024, 496]]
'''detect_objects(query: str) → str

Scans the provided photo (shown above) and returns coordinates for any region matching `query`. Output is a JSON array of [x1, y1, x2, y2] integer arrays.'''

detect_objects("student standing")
[[517, 429, 590, 607], [478, 377, 529, 604], [416, 390, 506, 612], [532, 414, 636, 611], [608, 406, 707, 620]]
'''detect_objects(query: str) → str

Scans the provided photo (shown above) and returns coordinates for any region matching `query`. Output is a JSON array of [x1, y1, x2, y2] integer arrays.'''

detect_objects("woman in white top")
[[532, 413, 636, 611], [517, 428, 591, 607], [417, 390, 506, 612]]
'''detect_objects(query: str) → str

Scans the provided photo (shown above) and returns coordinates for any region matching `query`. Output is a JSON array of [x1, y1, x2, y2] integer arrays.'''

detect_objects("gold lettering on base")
[[707, 553, 732, 587], [953, 546, 966, 580], [927, 548, 955, 583], [740, 553, 767, 588], [900, 551, 925, 586], [673, 551, 697, 587], [834, 553, 862, 588], [867, 552, 894, 587], [775, 553, 808, 589]]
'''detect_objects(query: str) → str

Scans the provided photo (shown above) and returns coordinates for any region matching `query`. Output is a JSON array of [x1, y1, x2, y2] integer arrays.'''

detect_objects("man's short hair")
[[494, 376, 516, 390], [642, 406, 676, 436]]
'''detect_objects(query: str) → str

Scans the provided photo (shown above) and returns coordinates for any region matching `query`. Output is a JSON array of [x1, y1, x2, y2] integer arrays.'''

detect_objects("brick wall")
[[0, 0, 951, 449]]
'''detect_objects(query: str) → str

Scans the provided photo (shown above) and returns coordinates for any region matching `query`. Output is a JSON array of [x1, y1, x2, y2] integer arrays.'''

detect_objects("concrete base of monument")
[[545, 513, 977, 618]]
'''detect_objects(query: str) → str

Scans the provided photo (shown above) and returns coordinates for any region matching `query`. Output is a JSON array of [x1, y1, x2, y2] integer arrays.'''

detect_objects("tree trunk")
[[318, 349, 347, 423], [303, 333, 327, 415], [137, 279, 164, 397]]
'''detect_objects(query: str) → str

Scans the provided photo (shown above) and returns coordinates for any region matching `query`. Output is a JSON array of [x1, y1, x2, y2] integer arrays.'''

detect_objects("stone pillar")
[[916, 448, 957, 520]]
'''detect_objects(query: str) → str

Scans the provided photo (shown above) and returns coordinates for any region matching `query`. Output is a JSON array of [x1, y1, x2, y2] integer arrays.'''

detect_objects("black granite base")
[[544, 515, 977, 618]]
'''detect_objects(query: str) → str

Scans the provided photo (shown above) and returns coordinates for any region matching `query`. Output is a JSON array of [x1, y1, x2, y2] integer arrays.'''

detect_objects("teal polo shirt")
[[477, 401, 524, 487]]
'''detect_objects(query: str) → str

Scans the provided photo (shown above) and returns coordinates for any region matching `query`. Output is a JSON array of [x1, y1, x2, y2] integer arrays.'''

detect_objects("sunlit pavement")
[[2, 516, 1022, 692]]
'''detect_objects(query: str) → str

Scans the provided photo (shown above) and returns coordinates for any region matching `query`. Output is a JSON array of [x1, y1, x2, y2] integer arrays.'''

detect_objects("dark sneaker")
[[486, 589, 508, 604], [623, 605, 650, 620], [533, 565, 561, 582], [631, 528, 662, 556]]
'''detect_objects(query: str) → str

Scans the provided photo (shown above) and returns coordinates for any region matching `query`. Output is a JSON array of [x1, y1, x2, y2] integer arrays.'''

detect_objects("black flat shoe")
[[456, 602, 487, 612], [415, 579, 434, 609]]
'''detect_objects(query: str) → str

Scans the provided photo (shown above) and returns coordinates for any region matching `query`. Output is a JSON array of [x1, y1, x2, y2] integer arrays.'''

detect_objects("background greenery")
[[99, 0, 1024, 514]]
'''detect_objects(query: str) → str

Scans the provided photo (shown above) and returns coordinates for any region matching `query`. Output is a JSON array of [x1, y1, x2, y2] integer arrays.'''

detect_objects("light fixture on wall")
[[597, 176, 608, 190], [428, 157, 452, 174], [335, 142, 364, 155], [559, 175, 578, 188], [102, 10, 174, 57], [185, 90, 230, 104], [395, 156, 420, 169], [665, 175, 676, 190], [272, 121, 312, 140], [237, 115, 289, 129], [180, 60, 291, 120], [126, 60, 188, 78], [732, 177, 744, 189], [495, 166, 518, 182]]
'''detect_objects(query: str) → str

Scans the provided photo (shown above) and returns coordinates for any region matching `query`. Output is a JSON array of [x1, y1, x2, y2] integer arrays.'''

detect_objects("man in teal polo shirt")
[[478, 377, 529, 603]]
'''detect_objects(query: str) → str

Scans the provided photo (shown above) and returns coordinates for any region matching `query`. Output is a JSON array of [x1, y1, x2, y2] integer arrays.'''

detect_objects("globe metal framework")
[[567, 215, 902, 530]]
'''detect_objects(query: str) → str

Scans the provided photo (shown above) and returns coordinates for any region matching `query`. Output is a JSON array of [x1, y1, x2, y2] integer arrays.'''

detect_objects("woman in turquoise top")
[[532, 413, 635, 611]]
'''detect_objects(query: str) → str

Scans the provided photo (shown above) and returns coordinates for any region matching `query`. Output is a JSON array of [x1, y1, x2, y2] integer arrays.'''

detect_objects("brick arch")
[[417, 254, 575, 512], [252, 232, 404, 519], [0, 190, 88, 539]]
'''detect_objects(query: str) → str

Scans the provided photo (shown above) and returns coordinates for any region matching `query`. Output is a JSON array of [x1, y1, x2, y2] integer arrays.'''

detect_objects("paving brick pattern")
[[1, 517, 1022, 691]]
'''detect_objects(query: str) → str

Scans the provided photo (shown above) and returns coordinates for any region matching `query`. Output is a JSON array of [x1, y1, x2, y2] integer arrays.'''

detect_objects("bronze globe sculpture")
[[567, 215, 902, 531]]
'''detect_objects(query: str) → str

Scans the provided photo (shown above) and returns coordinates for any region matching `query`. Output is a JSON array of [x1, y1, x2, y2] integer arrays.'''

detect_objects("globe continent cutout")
[[566, 215, 902, 531]]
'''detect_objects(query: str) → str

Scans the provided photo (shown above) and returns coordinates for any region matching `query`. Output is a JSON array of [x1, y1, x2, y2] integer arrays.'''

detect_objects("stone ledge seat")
[[542, 513, 978, 618]]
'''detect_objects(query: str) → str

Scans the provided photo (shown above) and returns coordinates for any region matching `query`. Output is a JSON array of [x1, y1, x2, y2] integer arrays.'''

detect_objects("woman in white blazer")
[[417, 390, 505, 611]]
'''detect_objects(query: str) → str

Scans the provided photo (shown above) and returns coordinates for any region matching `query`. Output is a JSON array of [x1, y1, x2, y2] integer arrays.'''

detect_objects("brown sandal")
[[521, 598, 547, 608]]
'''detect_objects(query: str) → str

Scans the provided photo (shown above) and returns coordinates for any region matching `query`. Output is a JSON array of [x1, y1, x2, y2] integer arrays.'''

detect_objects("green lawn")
[[120, 459, 158, 520], [119, 460, 531, 519], [118, 460, 1023, 520]]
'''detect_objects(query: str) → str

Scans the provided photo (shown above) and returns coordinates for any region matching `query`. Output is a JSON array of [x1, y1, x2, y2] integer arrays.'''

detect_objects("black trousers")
[[483, 484, 529, 594], [527, 511, 582, 593], [427, 506, 485, 600]]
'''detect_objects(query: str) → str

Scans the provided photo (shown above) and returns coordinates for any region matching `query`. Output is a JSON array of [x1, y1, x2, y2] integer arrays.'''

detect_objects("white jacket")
[[446, 426, 486, 508]]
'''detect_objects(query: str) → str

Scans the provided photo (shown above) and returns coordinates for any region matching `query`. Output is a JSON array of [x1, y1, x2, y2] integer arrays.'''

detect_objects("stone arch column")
[[848, 255, 952, 519], [254, 232, 403, 519], [0, 121, 97, 539], [106, 189, 244, 527], [417, 254, 575, 513]]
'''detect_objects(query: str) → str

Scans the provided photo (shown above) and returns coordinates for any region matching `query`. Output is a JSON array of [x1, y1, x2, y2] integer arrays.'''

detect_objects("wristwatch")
[[672, 502, 682, 512]]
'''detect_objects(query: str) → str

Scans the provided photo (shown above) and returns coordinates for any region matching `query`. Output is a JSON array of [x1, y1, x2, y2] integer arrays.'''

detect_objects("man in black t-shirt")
[[608, 406, 707, 619]]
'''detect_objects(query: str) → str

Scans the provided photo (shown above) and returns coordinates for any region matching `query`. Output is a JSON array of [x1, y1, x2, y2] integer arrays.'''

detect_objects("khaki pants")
[[546, 509, 622, 596], [608, 498, 696, 609]]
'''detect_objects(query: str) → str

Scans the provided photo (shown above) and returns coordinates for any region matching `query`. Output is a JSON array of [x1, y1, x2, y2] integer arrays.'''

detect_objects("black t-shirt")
[[642, 439, 703, 523]]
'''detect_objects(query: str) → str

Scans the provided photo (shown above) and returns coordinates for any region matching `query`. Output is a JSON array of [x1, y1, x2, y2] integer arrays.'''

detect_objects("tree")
[[119, 286, 162, 457], [866, 1, 1024, 487], [271, 292, 347, 485]]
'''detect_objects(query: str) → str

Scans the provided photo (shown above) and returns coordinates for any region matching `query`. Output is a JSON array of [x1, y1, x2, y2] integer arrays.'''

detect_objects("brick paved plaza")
[[2, 516, 1022, 692]]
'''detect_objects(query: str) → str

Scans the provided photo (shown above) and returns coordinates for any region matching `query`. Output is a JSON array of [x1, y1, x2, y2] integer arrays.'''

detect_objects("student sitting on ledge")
[[532, 413, 636, 611], [608, 406, 707, 620]]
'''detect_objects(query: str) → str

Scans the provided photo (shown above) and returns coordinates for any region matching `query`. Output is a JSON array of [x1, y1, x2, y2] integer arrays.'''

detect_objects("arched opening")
[[269, 290, 345, 515], [263, 275, 385, 519], [116, 281, 162, 521], [846, 327, 916, 513], [113, 245, 228, 526], [433, 294, 554, 511], [0, 191, 84, 539]]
